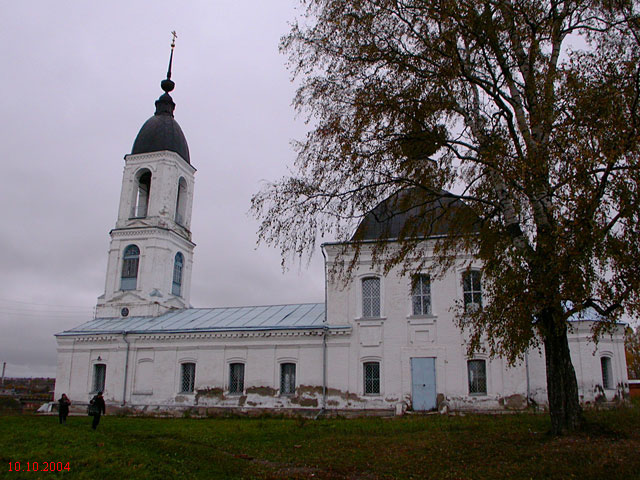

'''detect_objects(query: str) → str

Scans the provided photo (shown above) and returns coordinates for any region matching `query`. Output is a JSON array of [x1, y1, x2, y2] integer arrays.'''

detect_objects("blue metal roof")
[[57, 303, 332, 336]]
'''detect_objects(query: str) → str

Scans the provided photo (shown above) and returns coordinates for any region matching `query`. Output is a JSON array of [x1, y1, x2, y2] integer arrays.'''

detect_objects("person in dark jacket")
[[90, 391, 106, 430], [58, 394, 71, 424]]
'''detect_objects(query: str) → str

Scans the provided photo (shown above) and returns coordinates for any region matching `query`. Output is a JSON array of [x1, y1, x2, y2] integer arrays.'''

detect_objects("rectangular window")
[[601, 357, 613, 389], [122, 258, 139, 278], [121, 257, 139, 290], [468, 360, 487, 395], [120, 245, 140, 291], [280, 363, 296, 395], [463, 271, 482, 311], [362, 277, 381, 318], [412, 274, 431, 316], [180, 363, 195, 393], [363, 362, 380, 395], [229, 363, 245, 394], [92, 364, 106, 393]]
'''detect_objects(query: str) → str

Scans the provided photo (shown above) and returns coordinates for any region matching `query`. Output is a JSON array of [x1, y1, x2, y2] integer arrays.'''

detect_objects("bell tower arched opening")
[[131, 169, 152, 218], [175, 177, 188, 225]]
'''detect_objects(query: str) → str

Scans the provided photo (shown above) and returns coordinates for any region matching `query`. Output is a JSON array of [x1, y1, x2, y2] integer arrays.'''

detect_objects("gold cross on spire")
[[171, 31, 178, 48]]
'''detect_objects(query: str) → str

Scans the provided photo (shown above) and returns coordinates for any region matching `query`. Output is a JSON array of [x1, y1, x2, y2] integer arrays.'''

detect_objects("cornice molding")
[[124, 151, 197, 173], [110, 226, 196, 247], [64, 327, 352, 343]]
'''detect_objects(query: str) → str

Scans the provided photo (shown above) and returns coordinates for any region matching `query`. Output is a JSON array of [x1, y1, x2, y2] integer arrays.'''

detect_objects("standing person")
[[58, 394, 71, 424], [89, 391, 106, 430]]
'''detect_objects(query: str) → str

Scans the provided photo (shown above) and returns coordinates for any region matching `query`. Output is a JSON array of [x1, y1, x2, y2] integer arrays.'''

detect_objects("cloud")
[[0, 1, 326, 377]]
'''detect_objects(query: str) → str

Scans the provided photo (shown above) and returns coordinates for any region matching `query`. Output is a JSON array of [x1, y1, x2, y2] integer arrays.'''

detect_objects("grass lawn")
[[1, 406, 639, 479]]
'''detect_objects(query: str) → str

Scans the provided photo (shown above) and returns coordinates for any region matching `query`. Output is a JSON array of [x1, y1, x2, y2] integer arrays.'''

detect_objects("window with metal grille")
[[412, 274, 432, 315], [468, 360, 487, 395], [363, 362, 380, 395], [172, 252, 184, 296], [180, 363, 195, 393], [462, 271, 482, 311], [121, 245, 140, 291], [229, 363, 245, 394], [362, 277, 381, 317], [92, 363, 106, 393], [601, 357, 613, 389], [280, 363, 296, 395]]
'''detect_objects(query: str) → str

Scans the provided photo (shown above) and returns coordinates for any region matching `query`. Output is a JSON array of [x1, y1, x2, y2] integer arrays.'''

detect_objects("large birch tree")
[[252, 0, 640, 434]]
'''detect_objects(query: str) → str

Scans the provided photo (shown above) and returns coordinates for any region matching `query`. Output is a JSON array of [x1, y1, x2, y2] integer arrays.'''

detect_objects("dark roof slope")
[[131, 92, 190, 164], [352, 187, 478, 241]]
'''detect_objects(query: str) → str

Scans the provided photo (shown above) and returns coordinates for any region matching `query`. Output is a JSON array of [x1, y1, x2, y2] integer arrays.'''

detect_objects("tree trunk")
[[541, 310, 583, 435]]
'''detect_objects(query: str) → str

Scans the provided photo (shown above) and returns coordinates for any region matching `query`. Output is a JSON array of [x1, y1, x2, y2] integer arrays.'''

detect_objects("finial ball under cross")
[[162, 31, 178, 92]]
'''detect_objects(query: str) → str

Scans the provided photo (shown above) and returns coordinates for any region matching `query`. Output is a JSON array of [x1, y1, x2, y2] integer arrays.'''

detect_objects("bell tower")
[[96, 35, 196, 318]]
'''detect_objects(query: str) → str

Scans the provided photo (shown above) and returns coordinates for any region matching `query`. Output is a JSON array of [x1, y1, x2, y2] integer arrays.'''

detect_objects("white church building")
[[54, 54, 629, 415]]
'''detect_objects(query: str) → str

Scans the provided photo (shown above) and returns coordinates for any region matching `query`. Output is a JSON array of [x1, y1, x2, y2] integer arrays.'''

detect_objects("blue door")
[[411, 357, 437, 411]]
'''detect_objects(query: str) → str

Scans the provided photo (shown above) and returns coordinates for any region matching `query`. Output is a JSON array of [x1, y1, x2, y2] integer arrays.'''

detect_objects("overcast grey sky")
[[0, 1, 327, 377]]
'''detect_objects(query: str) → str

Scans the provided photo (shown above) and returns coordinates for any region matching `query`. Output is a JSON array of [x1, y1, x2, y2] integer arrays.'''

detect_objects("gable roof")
[[56, 303, 337, 336]]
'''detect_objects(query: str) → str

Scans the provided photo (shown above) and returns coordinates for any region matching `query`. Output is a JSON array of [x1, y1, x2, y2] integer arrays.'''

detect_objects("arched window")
[[363, 361, 380, 395], [121, 245, 140, 291], [362, 277, 381, 318], [411, 274, 431, 316], [172, 252, 184, 296], [180, 362, 196, 393], [601, 357, 613, 389], [280, 363, 296, 396], [92, 363, 106, 393], [462, 270, 482, 311], [229, 363, 245, 395], [468, 359, 487, 395], [175, 177, 188, 225], [132, 169, 152, 218]]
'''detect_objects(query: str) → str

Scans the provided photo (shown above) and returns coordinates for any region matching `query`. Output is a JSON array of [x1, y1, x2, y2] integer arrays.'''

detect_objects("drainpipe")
[[317, 245, 329, 419], [525, 349, 531, 405], [68, 338, 76, 393], [322, 325, 328, 409], [121, 332, 130, 407]]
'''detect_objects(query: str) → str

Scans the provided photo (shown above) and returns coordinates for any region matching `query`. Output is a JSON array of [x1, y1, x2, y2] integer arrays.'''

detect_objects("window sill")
[[356, 317, 386, 323], [407, 315, 437, 325], [227, 392, 244, 396], [469, 393, 487, 397]]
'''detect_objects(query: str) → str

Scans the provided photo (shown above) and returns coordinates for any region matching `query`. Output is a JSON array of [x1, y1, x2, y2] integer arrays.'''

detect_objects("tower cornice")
[[124, 151, 197, 173], [110, 225, 196, 247]]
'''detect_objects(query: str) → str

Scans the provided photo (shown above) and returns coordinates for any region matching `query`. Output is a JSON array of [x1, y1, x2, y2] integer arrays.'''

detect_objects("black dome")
[[131, 92, 190, 164], [352, 187, 478, 241]]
